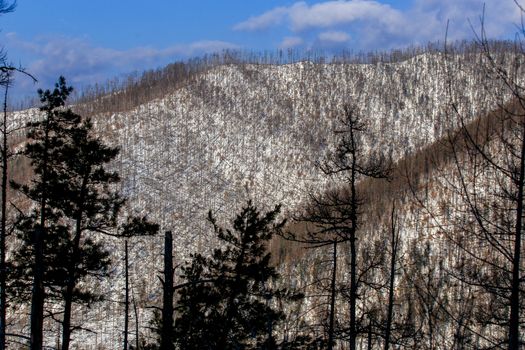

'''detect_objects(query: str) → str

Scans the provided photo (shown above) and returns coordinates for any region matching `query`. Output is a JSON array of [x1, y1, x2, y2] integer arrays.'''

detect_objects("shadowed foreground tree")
[[160, 230, 174, 350], [0, 64, 35, 349], [438, 15, 525, 349], [288, 105, 389, 349], [57, 98, 125, 350], [173, 201, 310, 350], [404, 16, 525, 348], [0, 71, 10, 350], [9, 77, 151, 349], [0, 3, 39, 348], [287, 192, 344, 350], [383, 202, 401, 350], [0, 0, 16, 344], [322, 105, 390, 350], [120, 217, 159, 350], [9, 77, 76, 350]]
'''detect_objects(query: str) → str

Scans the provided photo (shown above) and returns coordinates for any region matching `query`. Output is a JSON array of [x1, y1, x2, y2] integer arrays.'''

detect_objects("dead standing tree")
[[119, 217, 158, 350], [288, 105, 389, 350], [0, 2, 37, 347], [320, 105, 389, 350], [437, 9, 525, 349], [160, 230, 174, 350]]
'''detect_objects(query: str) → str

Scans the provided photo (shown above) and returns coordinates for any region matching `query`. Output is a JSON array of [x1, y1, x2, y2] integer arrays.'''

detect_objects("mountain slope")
[[8, 48, 521, 348]]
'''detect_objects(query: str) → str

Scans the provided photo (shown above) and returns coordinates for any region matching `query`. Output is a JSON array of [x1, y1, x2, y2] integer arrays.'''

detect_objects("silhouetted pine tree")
[[56, 106, 124, 350], [9, 77, 128, 349], [174, 201, 289, 350], [10, 77, 78, 349]]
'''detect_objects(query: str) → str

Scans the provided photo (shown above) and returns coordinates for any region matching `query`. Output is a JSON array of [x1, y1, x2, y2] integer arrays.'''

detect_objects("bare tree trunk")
[[348, 111, 359, 350], [124, 240, 129, 350], [61, 177, 87, 350], [61, 281, 74, 350], [315, 106, 388, 350], [328, 241, 338, 350], [60, 231, 81, 350], [385, 203, 398, 350], [160, 231, 174, 350], [349, 229, 357, 350], [508, 121, 525, 350], [31, 119, 51, 350], [30, 225, 45, 350], [132, 287, 139, 350], [0, 74, 8, 350], [367, 323, 373, 350]]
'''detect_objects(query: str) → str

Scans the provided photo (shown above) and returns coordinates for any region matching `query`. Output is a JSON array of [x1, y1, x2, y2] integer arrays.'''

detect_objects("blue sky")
[[1, 0, 523, 102]]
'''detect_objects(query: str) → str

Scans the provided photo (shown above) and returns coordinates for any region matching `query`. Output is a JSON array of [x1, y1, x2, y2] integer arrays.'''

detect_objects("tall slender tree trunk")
[[508, 120, 525, 350], [31, 120, 51, 350], [367, 323, 373, 350], [385, 203, 398, 350], [160, 231, 174, 350], [319, 106, 386, 350], [60, 230, 81, 350], [61, 177, 87, 350], [0, 75, 9, 350], [124, 240, 129, 350], [328, 241, 338, 350], [349, 230, 357, 350], [349, 129, 358, 350], [132, 287, 139, 350], [30, 225, 45, 350]]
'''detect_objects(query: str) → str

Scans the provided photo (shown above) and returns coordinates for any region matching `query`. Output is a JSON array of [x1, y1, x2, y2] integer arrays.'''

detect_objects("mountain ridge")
[[7, 43, 522, 348]]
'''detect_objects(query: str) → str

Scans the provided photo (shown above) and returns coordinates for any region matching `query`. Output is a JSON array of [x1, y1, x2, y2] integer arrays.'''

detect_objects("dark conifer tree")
[[10, 77, 76, 350], [57, 107, 124, 350], [174, 201, 289, 350], [10, 77, 137, 349]]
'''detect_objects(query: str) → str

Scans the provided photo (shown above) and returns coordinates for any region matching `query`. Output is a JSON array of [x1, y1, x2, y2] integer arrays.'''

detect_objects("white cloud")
[[394, 0, 523, 46], [5, 33, 239, 101], [234, 7, 289, 31], [234, 1, 403, 32], [234, 0, 525, 50], [318, 31, 350, 43], [287, 1, 403, 31], [279, 36, 304, 48]]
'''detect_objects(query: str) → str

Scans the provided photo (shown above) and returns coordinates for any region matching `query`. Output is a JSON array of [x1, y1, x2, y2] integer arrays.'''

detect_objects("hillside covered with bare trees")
[[3, 36, 525, 350]]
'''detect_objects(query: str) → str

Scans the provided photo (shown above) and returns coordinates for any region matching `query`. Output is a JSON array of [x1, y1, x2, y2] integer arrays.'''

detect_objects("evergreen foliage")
[[10, 77, 77, 349], [3, 31, 525, 350], [174, 201, 303, 350], [9, 77, 131, 349]]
